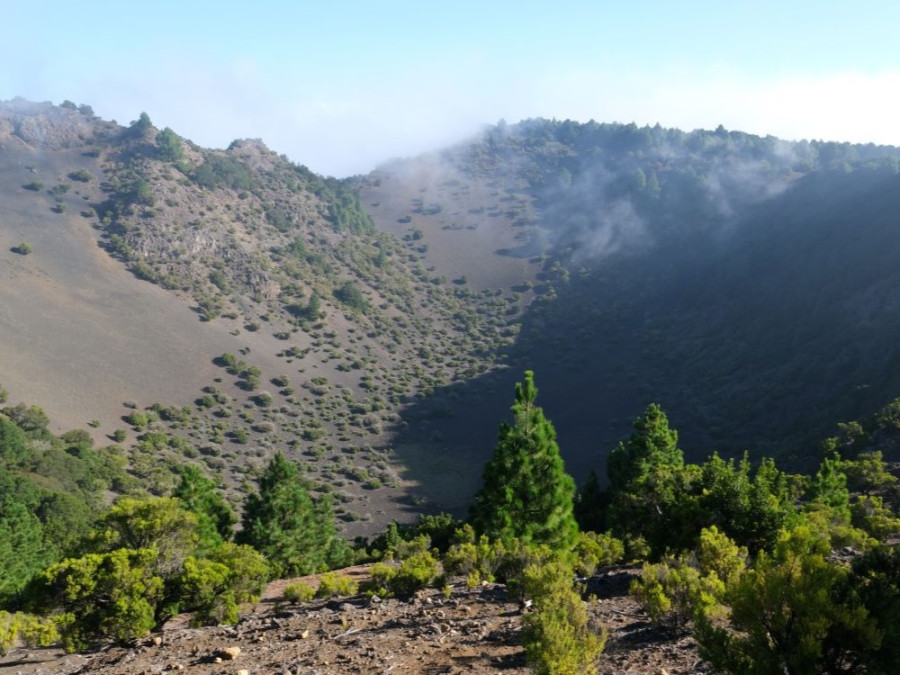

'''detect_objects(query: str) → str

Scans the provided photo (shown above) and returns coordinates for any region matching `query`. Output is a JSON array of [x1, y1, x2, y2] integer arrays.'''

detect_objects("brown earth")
[[0, 566, 709, 675]]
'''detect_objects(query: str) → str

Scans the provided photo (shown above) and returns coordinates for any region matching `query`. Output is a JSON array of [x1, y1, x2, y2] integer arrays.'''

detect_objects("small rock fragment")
[[221, 646, 242, 660]]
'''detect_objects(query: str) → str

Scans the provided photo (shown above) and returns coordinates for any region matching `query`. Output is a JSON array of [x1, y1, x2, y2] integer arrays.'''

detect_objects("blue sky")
[[3, 1, 899, 176]]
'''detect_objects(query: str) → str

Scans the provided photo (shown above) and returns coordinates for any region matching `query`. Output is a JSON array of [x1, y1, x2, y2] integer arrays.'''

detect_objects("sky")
[[3, 1, 900, 177]]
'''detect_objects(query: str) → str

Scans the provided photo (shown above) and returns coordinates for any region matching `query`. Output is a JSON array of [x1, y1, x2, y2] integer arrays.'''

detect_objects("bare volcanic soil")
[[0, 566, 709, 675]]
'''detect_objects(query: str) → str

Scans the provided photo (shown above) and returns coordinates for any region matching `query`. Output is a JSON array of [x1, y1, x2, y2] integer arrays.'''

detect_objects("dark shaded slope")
[[386, 136, 900, 513]]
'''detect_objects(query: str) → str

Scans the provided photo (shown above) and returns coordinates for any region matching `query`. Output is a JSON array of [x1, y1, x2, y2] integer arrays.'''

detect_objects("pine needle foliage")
[[469, 371, 578, 550]]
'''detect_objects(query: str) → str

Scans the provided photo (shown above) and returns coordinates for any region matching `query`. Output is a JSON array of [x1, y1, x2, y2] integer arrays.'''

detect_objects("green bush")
[[169, 556, 238, 626], [630, 559, 724, 634], [573, 531, 624, 577], [390, 551, 439, 597], [522, 559, 606, 675], [28, 548, 164, 652], [68, 169, 92, 183], [283, 583, 316, 603], [696, 526, 747, 585], [695, 525, 877, 675], [367, 553, 440, 599], [315, 572, 358, 598], [0, 612, 58, 656]]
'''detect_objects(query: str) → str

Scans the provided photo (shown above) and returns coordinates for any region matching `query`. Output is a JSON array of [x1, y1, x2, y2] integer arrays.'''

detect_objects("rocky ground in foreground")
[[0, 566, 709, 675]]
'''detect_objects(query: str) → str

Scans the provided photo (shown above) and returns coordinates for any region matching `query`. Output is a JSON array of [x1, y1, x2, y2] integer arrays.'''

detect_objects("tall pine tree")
[[607, 402, 683, 494], [238, 453, 350, 576], [469, 371, 578, 549]]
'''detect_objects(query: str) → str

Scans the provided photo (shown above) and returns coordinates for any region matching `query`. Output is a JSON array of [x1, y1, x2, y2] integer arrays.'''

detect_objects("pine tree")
[[238, 453, 349, 576], [605, 404, 688, 554], [173, 466, 235, 554], [469, 371, 578, 549], [607, 403, 683, 493]]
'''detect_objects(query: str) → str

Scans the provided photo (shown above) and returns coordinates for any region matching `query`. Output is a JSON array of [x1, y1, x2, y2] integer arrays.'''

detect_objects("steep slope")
[[367, 120, 900, 506], [0, 100, 517, 532]]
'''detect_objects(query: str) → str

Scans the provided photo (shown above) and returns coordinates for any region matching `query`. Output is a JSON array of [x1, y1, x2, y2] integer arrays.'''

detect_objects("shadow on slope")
[[389, 164, 900, 514]]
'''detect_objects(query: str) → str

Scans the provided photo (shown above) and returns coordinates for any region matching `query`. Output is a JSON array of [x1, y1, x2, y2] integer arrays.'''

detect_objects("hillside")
[[6, 102, 900, 519], [364, 120, 900, 492], [0, 100, 518, 532], [7, 102, 900, 674]]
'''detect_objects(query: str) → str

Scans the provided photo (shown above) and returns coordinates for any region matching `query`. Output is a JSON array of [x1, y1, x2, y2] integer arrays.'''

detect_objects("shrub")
[[283, 583, 316, 603], [696, 526, 747, 585], [390, 551, 440, 597], [27, 548, 164, 652], [522, 559, 606, 675], [573, 531, 624, 577], [169, 556, 239, 626], [367, 553, 440, 598], [315, 572, 358, 598], [695, 525, 875, 675], [851, 495, 900, 540], [68, 169, 92, 182], [630, 559, 724, 634], [0, 612, 59, 656], [368, 562, 397, 596]]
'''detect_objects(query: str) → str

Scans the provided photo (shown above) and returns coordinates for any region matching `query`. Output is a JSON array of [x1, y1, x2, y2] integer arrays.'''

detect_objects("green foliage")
[[368, 562, 397, 596], [315, 572, 359, 598], [168, 556, 238, 626], [29, 548, 164, 652], [204, 541, 269, 605], [631, 559, 725, 633], [391, 551, 440, 597], [367, 551, 440, 598], [0, 498, 48, 603], [239, 453, 350, 576], [0, 612, 58, 656], [155, 127, 184, 163], [442, 530, 504, 583], [68, 169, 92, 183], [469, 371, 578, 549], [843, 545, 900, 673], [697, 453, 798, 553], [607, 403, 682, 492], [801, 503, 875, 551], [851, 495, 900, 540], [191, 154, 258, 191], [130, 112, 153, 138], [808, 453, 850, 516], [844, 451, 899, 497], [0, 416, 28, 464], [605, 404, 691, 554], [695, 525, 879, 675], [333, 281, 368, 313], [173, 466, 235, 553], [696, 526, 747, 586], [572, 531, 624, 577], [89, 496, 199, 574], [522, 558, 606, 675], [283, 582, 316, 603]]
